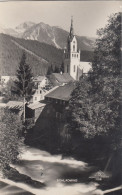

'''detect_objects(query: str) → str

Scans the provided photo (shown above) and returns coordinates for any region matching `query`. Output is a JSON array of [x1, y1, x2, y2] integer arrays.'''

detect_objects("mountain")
[[15, 22, 35, 33], [0, 24, 20, 38], [0, 34, 93, 76], [0, 22, 95, 51], [0, 34, 63, 76], [22, 22, 95, 51]]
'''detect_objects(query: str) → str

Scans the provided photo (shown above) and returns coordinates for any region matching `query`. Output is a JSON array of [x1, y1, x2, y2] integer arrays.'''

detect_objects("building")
[[6, 101, 24, 117], [30, 88, 46, 103], [31, 76, 49, 103], [26, 102, 46, 122], [33, 76, 48, 89], [64, 17, 91, 80], [48, 73, 74, 86], [1, 76, 10, 84], [45, 82, 76, 121]]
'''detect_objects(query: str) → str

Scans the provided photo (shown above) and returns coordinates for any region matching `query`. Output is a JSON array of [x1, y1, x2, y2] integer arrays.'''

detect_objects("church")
[[63, 17, 91, 80]]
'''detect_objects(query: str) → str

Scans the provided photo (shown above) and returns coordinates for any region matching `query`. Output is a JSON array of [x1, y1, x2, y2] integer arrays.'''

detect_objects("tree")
[[1, 78, 19, 102], [0, 109, 24, 173], [67, 12, 121, 140], [66, 77, 98, 138], [13, 52, 34, 121], [47, 64, 53, 75], [90, 12, 121, 141]]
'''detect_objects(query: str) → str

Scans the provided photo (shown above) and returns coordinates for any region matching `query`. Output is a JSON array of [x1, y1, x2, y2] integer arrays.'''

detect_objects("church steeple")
[[70, 16, 74, 37]]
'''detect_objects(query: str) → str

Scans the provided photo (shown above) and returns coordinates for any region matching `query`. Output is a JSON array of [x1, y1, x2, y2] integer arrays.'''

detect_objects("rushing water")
[[0, 145, 100, 195]]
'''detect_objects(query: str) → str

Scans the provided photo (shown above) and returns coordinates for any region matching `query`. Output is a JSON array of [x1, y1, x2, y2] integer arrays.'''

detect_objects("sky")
[[0, 1, 121, 37]]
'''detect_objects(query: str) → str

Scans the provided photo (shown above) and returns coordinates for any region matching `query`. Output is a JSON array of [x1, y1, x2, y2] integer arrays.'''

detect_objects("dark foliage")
[[13, 52, 34, 102], [0, 109, 24, 171]]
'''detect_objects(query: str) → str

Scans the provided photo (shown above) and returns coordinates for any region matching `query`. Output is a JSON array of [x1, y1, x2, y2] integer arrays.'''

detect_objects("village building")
[[30, 88, 45, 103], [33, 76, 48, 89], [45, 82, 76, 121], [6, 101, 24, 118], [31, 76, 49, 103], [1, 76, 10, 84], [48, 73, 74, 86], [26, 101, 46, 122]]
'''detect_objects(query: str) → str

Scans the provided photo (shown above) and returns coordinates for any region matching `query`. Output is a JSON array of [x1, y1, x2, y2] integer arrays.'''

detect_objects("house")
[[6, 101, 23, 117], [47, 73, 74, 86], [63, 17, 92, 80], [26, 102, 46, 122], [30, 76, 50, 103], [1, 76, 10, 84], [33, 76, 48, 89], [30, 88, 46, 103], [45, 82, 76, 120], [0, 76, 17, 85]]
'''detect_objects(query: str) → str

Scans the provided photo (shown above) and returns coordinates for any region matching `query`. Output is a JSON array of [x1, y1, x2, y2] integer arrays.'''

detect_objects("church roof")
[[45, 82, 76, 101], [79, 62, 92, 73], [68, 17, 75, 42]]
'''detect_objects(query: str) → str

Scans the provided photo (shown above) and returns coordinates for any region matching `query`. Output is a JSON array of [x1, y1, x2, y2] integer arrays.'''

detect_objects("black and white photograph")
[[0, 1, 121, 195]]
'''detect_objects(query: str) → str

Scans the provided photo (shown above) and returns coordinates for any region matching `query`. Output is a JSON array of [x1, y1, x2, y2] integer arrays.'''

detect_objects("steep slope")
[[22, 22, 95, 51], [0, 34, 93, 76], [0, 34, 63, 76], [0, 22, 95, 51]]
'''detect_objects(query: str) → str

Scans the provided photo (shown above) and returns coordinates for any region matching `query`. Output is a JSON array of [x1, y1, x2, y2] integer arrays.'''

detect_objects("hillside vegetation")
[[0, 34, 93, 76]]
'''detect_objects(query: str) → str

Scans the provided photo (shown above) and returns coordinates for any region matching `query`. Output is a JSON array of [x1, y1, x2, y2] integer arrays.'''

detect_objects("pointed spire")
[[70, 16, 74, 36]]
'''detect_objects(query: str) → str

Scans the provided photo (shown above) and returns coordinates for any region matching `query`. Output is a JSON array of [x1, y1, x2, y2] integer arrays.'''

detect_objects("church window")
[[77, 54, 78, 58], [73, 45, 75, 51], [73, 41, 75, 44], [74, 65, 75, 72], [72, 54, 73, 57]]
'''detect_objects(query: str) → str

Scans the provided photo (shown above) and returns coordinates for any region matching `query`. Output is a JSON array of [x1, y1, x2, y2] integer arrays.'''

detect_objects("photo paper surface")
[[0, 1, 121, 195]]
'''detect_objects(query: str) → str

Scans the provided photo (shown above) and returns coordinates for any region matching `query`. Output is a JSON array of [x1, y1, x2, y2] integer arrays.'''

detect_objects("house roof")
[[48, 73, 74, 86], [6, 101, 23, 109], [45, 82, 76, 101], [33, 76, 46, 82], [27, 102, 46, 110]]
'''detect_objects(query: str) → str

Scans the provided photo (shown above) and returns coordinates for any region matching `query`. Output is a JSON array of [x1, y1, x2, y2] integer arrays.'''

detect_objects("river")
[[0, 145, 100, 195]]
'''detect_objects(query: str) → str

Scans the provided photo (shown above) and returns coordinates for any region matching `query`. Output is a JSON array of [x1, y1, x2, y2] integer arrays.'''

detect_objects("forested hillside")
[[0, 34, 63, 76], [0, 34, 93, 76]]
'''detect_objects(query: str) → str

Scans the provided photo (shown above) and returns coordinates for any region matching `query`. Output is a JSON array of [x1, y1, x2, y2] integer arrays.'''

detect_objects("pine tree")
[[13, 52, 34, 121]]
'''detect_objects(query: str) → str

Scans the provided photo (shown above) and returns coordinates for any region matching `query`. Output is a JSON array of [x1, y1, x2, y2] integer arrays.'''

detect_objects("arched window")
[[77, 54, 78, 58], [72, 54, 73, 57], [73, 45, 75, 51], [74, 65, 75, 72]]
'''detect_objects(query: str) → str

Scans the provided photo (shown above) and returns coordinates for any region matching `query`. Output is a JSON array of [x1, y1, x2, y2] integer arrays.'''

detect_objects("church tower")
[[64, 17, 80, 80]]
